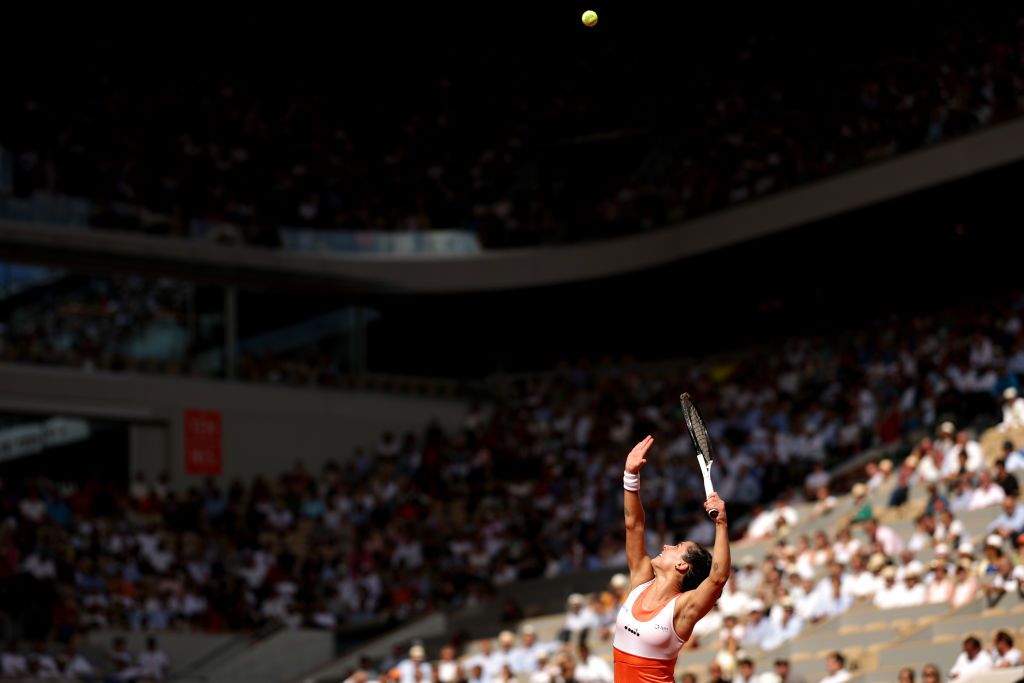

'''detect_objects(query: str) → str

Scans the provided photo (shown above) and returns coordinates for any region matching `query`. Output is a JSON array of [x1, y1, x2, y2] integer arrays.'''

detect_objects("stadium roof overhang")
[[2, 118, 1023, 295]]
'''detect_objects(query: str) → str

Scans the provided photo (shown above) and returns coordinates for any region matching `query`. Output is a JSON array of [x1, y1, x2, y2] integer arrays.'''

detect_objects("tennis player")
[[616, 435, 731, 683]]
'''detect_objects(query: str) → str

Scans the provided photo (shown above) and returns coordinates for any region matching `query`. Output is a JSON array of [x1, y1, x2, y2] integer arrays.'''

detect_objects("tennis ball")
[[581, 10, 598, 27]]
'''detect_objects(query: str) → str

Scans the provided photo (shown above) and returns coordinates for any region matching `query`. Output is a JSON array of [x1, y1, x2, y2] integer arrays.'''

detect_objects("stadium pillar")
[[225, 285, 238, 379], [349, 305, 367, 376]]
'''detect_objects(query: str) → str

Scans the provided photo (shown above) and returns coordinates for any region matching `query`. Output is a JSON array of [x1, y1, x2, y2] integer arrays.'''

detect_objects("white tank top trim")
[[612, 578, 686, 660]]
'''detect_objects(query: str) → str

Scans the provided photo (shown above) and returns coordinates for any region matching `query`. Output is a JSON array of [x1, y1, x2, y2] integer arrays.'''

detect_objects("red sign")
[[184, 410, 222, 476]]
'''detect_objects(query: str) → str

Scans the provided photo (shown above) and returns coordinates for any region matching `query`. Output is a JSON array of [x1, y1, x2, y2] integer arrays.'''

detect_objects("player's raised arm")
[[676, 493, 731, 633], [624, 435, 655, 588]]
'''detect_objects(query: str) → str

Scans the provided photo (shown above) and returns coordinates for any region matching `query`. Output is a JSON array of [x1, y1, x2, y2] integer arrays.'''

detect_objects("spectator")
[[397, 645, 432, 683], [898, 668, 915, 683], [921, 664, 941, 683], [999, 387, 1024, 430], [734, 658, 758, 683], [1, 641, 27, 679], [863, 518, 903, 557], [968, 471, 1006, 510], [560, 594, 599, 644], [775, 659, 808, 683], [762, 598, 803, 650], [819, 652, 851, 683], [987, 496, 1024, 539], [435, 646, 461, 683], [949, 637, 994, 680], [741, 601, 773, 649], [992, 631, 1022, 669], [925, 561, 954, 604], [1004, 441, 1024, 473], [572, 643, 612, 683], [951, 564, 979, 608], [994, 460, 1020, 498], [57, 642, 94, 679], [137, 636, 170, 682]]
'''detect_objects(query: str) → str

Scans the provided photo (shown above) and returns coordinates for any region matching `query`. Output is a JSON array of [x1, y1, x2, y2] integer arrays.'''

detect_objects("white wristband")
[[623, 470, 640, 492]]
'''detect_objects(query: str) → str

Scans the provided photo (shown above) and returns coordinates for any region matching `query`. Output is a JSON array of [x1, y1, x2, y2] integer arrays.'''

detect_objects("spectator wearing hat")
[[466, 640, 502, 681], [848, 484, 873, 524], [397, 645, 432, 683], [900, 563, 927, 607], [741, 600, 773, 649], [950, 636, 994, 680], [873, 567, 903, 609], [926, 560, 954, 604], [915, 440, 945, 485], [509, 626, 553, 675], [943, 432, 985, 481], [560, 594, 598, 644], [992, 631, 1021, 668], [983, 556, 1022, 607], [762, 598, 804, 650], [999, 387, 1024, 431], [951, 564, 978, 608], [735, 557, 763, 595]]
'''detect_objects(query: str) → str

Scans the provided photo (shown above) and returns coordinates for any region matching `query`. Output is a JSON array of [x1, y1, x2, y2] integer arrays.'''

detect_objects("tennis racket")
[[680, 392, 718, 519]]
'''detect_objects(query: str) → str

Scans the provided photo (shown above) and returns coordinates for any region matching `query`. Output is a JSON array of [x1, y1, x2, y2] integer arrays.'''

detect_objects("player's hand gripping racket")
[[680, 393, 718, 520]]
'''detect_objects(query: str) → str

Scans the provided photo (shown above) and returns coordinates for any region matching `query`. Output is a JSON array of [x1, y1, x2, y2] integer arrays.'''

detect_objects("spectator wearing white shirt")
[[573, 643, 612, 683], [397, 645, 433, 683], [465, 640, 503, 680], [560, 594, 599, 644], [811, 575, 853, 622], [1, 640, 27, 679], [873, 567, 904, 609], [999, 387, 1024, 430], [741, 601, 774, 649], [818, 652, 851, 683], [137, 637, 169, 682], [509, 627, 553, 675], [864, 518, 903, 557], [733, 658, 760, 683], [925, 561, 954, 604], [950, 636, 994, 680], [57, 643, 94, 679], [1003, 440, 1024, 473], [943, 432, 985, 479], [735, 557, 763, 595], [992, 631, 1021, 669], [899, 564, 927, 607], [951, 564, 979, 608], [847, 554, 879, 599], [988, 496, 1024, 540], [435, 646, 461, 683], [969, 471, 1006, 510], [762, 599, 804, 650], [28, 642, 58, 679]]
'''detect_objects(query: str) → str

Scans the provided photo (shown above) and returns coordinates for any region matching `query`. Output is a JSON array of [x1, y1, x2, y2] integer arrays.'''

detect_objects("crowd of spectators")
[[3, 290, 1024, 679], [333, 416, 1023, 683], [2, 8, 1023, 248]]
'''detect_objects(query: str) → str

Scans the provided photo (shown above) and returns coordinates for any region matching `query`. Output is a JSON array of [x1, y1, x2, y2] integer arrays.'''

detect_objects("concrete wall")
[[0, 363, 468, 488]]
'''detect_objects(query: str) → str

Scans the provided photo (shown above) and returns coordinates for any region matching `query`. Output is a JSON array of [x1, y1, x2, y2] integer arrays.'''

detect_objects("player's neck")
[[647, 573, 682, 603]]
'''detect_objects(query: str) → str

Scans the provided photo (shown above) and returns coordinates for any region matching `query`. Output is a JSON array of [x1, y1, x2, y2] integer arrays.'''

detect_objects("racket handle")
[[701, 469, 718, 520]]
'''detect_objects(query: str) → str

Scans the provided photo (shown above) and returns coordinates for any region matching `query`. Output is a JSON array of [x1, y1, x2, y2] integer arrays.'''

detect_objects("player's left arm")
[[675, 493, 731, 637]]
